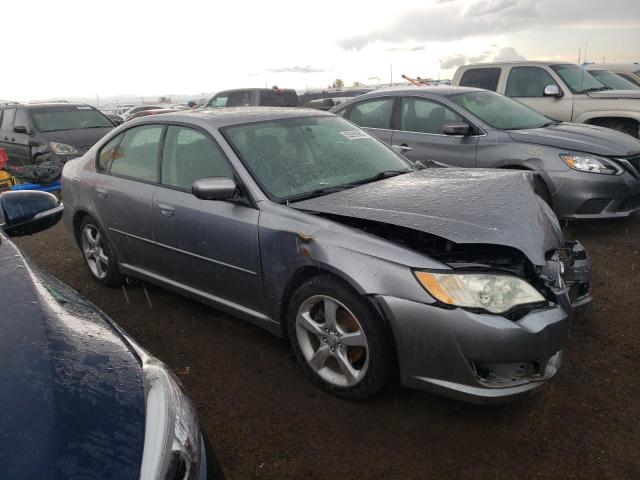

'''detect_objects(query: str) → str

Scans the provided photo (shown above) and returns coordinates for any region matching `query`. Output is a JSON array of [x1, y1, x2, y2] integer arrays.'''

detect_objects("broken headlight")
[[49, 142, 79, 155], [140, 359, 205, 480], [560, 154, 619, 175], [415, 271, 545, 314]]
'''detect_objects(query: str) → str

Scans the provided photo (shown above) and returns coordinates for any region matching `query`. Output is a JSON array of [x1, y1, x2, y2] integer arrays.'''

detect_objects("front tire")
[[287, 275, 395, 400], [79, 216, 122, 286]]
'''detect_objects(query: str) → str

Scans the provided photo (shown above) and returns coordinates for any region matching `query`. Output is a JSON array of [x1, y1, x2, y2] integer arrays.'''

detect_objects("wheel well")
[[587, 117, 639, 137], [72, 211, 89, 246], [279, 266, 400, 375]]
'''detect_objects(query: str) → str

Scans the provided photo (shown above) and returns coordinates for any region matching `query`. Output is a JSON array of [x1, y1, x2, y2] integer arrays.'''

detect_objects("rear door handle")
[[158, 203, 175, 217], [392, 144, 412, 152], [96, 187, 108, 199]]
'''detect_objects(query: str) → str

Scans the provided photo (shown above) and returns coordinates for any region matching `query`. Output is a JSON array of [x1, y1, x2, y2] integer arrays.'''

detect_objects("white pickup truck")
[[452, 61, 640, 138]]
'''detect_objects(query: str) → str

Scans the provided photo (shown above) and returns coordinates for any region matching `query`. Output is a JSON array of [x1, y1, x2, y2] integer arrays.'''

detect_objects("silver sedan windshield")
[[223, 116, 413, 201]]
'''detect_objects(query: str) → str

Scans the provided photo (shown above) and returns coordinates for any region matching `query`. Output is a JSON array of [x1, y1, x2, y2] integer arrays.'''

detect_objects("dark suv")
[[204, 87, 299, 108], [0, 102, 115, 167]]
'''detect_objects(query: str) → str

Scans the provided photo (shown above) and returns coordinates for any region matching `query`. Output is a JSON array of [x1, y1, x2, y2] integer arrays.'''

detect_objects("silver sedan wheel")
[[81, 224, 109, 280], [295, 295, 369, 388]]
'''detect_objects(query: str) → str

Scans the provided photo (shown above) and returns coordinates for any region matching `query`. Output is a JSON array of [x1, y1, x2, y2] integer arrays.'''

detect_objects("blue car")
[[0, 190, 223, 479]]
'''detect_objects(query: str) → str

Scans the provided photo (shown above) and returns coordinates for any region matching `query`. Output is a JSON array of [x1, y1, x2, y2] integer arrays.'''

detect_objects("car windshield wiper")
[[578, 86, 611, 93], [348, 169, 413, 186], [284, 170, 412, 204]]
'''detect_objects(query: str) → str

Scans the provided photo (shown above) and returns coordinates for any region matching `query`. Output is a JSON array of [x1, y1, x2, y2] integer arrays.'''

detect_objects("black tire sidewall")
[[287, 275, 395, 400], [78, 216, 121, 286]]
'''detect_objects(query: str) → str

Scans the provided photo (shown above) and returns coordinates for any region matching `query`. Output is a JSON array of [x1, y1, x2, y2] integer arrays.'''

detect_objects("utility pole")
[[390, 63, 393, 85]]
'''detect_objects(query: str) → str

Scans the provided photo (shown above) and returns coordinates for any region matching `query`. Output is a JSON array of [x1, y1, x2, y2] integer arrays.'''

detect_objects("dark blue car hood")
[[0, 235, 145, 479]]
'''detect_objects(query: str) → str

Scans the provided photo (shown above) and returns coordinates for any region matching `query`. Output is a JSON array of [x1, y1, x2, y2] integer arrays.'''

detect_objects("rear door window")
[[506, 67, 559, 97], [347, 98, 394, 129], [98, 133, 125, 172], [108, 125, 163, 182], [226, 91, 251, 106], [161, 126, 233, 189], [459, 68, 501, 91], [400, 97, 464, 134]]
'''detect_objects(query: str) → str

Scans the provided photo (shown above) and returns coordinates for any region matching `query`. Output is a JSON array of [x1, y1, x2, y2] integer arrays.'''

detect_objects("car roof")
[[588, 63, 640, 71], [347, 85, 485, 98], [461, 61, 573, 68], [21, 102, 95, 109], [215, 88, 297, 94], [129, 106, 333, 129]]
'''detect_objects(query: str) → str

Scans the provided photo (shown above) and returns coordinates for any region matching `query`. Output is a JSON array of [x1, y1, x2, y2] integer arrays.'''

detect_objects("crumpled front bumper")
[[376, 240, 592, 405], [558, 240, 592, 308], [377, 295, 571, 404]]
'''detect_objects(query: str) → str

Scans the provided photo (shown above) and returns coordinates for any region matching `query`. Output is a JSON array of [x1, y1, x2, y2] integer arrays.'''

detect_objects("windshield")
[[32, 106, 113, 132], [550, 64, 607, 93], [449, 91, 551, 130], [223, 116, 413, 202], [588, 70, 640, 90]]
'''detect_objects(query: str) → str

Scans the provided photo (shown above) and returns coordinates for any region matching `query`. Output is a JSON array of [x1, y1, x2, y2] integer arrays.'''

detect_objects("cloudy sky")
[[3, 0, 639, 101]]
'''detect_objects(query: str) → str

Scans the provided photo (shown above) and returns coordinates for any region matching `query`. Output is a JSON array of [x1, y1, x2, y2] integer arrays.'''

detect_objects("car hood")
[[0, 236, 145, 479], [292, 169, 562, 267], [507, 122, 640, 156], [39, 127, 113, 152], [587, 89, 640, 99]]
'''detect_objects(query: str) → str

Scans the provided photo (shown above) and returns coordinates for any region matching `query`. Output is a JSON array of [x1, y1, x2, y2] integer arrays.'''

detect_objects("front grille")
[[628, 155, 640, 175], [576, 198, 611, 214], [619, 194, 640, 212], [617, 154, 640, 177]]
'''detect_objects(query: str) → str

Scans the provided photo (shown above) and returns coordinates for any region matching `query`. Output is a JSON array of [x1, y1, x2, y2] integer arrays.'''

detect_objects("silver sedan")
[[61, 108, 590, 404]]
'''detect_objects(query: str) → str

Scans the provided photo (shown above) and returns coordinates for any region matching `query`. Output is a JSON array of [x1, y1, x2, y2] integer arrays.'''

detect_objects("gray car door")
[[344, 97, 395, 145], [92, 124, 162, 271], [151, 125, 263, 312], [392, 97, 478, 167]]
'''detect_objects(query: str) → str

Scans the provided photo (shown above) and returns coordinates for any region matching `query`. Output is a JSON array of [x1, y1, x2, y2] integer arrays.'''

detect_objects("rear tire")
[[78, 216, 122, 286], [287, 275, 395, 400]]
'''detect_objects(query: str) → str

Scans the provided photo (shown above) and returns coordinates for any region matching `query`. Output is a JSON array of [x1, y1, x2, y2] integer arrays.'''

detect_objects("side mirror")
[[442, 122, 470, 136], [0, 191, 63, 237], [543, 85, 563, 98], [13, 125, 29, 134], [192, 177, 237, 201]]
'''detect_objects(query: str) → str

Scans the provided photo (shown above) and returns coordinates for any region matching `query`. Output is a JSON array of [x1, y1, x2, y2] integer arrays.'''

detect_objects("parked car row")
[[452, 61, 640, 138], [331, 87, 640, 219]]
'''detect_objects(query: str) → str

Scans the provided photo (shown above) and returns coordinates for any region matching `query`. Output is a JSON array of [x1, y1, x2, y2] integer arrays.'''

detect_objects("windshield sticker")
[[340, 130, 370, 140], [76, 106, 92, 110]]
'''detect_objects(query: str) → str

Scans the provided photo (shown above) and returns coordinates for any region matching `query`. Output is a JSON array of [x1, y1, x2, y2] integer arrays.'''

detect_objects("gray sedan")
[[331, 87, 640, 219], [61, 108, 590, 404]]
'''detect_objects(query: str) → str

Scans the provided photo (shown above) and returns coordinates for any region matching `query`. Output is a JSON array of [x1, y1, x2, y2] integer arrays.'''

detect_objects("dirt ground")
[[15, 213, 640, 480]]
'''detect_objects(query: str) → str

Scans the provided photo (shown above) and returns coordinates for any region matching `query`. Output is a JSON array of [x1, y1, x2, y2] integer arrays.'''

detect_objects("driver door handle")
[[158, 203, 175, 217]]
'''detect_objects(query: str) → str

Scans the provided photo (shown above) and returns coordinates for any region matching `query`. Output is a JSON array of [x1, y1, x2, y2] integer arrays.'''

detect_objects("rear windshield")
[[260, 91, 299, 107], [32, 106, 113, 132], [458, 68, 501, 91]]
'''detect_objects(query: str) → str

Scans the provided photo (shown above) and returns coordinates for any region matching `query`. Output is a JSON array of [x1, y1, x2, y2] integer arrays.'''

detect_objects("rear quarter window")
[[459, 68, 502, 91]]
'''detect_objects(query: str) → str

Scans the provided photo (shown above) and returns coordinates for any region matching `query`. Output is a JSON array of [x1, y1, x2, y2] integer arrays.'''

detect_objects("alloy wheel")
[[295, 295, 369, 387], [81, 224, 109, 280]]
